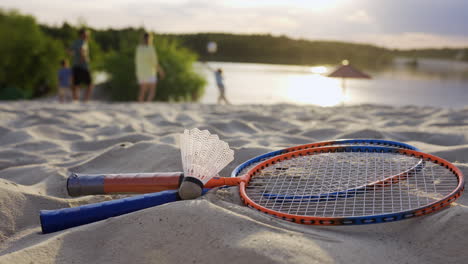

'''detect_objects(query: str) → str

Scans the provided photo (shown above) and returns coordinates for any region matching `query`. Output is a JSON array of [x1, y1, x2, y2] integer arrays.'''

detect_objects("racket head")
[[238, 146, 464, 225], [231, 139, 418, 178]]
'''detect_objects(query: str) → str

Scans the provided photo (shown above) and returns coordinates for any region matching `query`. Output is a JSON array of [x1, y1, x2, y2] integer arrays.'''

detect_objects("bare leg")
[[218, 86, 230, 104], [138, 83, 148, 102], [222, 95, 231, 105], [72, 85, 79, 101], [84, 84, 94, 102], [146, 82, 157, 102], [217, 85, 223, 104], [58, 88, 64, 103]]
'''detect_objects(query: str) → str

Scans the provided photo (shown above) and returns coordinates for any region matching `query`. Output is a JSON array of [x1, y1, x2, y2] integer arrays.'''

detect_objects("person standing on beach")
[[70, 29, 93, 102], [135, 32, 165, 102], [57, 59, 72, 103], [203, 63, 231, 104], [215, 68, 230, 104]]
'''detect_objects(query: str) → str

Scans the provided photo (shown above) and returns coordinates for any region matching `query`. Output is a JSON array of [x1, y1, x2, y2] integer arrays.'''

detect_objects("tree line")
[[164, 33, 395, 70]]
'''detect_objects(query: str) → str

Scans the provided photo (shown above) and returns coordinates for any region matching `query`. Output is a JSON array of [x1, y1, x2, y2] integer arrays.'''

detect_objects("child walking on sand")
[[202, 63, 231, 104], [57, 59, 72, 103], [215, 68, 230, 104]]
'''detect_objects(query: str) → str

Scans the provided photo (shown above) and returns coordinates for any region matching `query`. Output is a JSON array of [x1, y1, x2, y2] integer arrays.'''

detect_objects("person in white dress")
[[135, 32, 165, 102]]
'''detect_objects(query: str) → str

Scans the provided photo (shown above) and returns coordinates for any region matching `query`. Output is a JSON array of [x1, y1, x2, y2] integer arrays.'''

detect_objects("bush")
[[0, 9, 63, 99], [101, 49, 137, 101], [41, 23, 106, 71], [103, 36, 206, 102]]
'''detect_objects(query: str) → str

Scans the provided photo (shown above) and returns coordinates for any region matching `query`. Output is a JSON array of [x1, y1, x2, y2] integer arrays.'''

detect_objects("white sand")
[[0, 101, 467, 264]]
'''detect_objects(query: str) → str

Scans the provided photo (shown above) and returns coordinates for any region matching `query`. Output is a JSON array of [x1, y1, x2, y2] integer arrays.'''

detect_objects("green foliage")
[[40, 22, 76, 50], [40, 23, 105, 71], [88, 38, 105, 71], [93, 27, 145, 52], [0, 9, 63, 99], [101, 49, 137, 101], [0, 86, 28, 100], [155, 37, 206, 101], [102, 37, 206, 102]]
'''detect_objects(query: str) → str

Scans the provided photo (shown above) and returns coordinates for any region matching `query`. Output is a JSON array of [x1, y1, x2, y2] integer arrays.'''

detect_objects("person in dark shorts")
[[70, 29, 93, 102]]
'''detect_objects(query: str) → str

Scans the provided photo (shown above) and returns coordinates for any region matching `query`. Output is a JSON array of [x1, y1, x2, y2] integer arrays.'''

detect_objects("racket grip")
[[40, 190, 179, 234], [67, 172, 184, 196], [40, 189, 210, 234]]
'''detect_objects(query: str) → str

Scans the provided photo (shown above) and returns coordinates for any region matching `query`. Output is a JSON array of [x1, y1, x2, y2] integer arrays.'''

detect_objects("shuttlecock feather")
[[179, 128, 234, 199]]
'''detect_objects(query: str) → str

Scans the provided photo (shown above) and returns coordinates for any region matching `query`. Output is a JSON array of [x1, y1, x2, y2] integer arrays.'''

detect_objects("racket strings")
[[245, 152, 460, 218], [235, 141, 416, 177]]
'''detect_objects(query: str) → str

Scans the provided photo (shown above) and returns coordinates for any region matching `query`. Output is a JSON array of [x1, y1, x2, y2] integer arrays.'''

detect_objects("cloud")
[[345, 10, 373, 24], [1, 0, 467, 49], [359, 0, 468, 36]]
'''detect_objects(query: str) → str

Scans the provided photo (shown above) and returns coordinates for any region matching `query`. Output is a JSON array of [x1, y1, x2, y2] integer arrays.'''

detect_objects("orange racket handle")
[[67, 172, 184, 196]]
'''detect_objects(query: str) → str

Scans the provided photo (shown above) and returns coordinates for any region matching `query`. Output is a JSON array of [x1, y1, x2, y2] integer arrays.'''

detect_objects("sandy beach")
[[0, 101, 467, 264]]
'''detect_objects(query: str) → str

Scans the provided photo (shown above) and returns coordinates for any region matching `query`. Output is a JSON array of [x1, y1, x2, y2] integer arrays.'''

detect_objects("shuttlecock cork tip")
[[179, 177, 203, 200]]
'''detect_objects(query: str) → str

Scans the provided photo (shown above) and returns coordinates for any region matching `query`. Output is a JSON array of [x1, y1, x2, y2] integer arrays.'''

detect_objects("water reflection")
[[197, 62, 346, 106], [310, 66, 328, 74], [284, 74, 343, 106], [374, 58, 468, 81], [196, 60, 468, 108]]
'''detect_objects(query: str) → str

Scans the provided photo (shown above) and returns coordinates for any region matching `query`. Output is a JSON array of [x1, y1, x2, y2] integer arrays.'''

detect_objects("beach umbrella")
[[328, 60, 371, 96]]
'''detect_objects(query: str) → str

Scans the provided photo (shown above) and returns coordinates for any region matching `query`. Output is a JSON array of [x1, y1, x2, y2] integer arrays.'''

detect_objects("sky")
[[2, 0, 468, 49]]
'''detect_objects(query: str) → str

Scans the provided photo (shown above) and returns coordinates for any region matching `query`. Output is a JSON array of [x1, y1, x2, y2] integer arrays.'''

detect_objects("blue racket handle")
[[40, 189, 208, 234]]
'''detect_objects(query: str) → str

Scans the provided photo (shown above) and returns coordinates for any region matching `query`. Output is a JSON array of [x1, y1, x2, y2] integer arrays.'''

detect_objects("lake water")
[[195, 59, 468, 108]]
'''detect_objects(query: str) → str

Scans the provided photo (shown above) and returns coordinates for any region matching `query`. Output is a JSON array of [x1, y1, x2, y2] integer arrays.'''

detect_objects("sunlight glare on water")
[[283, 74, 343, 106], [310, 66, 328, 74]]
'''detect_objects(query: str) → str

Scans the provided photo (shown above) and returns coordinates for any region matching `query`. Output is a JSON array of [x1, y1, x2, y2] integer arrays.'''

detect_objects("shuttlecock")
[[178, 128, 234, 200]]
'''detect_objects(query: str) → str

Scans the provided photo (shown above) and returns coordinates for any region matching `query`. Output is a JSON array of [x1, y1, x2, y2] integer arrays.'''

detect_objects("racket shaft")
[[67, 172, 184, 196], [205, 176, 242, 188]]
